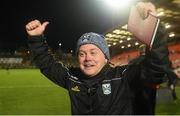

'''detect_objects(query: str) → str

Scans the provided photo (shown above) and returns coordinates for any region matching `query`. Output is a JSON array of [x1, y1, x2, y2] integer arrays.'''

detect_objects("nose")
[[85, 53, 92, 61]]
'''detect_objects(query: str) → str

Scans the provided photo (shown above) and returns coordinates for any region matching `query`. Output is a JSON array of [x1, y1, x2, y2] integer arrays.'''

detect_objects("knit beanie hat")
[[76, 32, 110, 60]]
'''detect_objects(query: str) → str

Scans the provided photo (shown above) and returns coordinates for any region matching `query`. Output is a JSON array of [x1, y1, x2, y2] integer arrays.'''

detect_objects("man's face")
[[78, 44, 107, 77]]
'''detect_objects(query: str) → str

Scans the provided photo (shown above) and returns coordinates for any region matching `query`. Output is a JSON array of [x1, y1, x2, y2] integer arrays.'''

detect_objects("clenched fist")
[[25, 19, 49, 36]]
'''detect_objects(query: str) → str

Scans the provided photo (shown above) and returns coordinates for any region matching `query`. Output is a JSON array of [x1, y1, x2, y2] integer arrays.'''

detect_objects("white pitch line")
[[0, 85, 58, 89]]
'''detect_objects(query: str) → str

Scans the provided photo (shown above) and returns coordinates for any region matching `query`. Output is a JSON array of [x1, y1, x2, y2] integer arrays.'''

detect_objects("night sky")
[[0, 0, 131, 53]]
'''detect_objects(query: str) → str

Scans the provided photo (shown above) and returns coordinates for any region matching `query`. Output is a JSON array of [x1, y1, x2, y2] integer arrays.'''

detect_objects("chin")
[[84, 71, 95, 77]]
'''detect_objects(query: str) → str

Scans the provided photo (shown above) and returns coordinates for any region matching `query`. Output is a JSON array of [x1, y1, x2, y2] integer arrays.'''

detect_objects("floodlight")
[[105, 0, 133, 10]]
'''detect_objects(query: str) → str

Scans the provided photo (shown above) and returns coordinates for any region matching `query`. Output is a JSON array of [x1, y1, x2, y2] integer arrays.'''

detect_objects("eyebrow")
[[79, 48, 98, 52]]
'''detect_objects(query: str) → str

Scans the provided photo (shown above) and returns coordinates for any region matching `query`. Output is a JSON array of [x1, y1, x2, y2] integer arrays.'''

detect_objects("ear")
[[105, 59, 108, 63]]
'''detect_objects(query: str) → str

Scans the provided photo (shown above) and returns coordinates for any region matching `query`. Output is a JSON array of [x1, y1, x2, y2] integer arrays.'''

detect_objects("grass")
[[155, 85, 180, 115], [0, 69, 180, 115], [0, 69, 71, 115]]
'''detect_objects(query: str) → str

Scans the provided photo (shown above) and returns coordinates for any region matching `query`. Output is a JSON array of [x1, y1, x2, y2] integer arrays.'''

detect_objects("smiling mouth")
[[84, 64, 94, 68]]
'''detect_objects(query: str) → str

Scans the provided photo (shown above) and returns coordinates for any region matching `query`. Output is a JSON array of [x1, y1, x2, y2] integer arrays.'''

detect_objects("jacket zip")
[[87, 87, 97, 114]]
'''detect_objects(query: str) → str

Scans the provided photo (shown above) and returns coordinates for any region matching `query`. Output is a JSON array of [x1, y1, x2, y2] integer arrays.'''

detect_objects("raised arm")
[[141, 3, 170, 83], [25, 20, 70, 88], [127, 2, 170, 85]]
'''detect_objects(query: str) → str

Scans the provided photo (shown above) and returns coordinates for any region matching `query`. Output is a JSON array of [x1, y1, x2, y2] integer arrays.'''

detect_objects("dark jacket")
[[27, 25, 170, 115], [129, 55, 158, 115]]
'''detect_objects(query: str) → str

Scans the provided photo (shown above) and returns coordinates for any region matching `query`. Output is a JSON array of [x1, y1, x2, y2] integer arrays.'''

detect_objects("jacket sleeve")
[[141, 23, 170, 84], [27, 36, 70, 89]]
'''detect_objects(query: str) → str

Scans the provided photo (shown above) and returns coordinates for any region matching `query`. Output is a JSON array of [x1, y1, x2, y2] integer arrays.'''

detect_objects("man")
[[26, 2, 170, 115], [167, 70, 178, 101]]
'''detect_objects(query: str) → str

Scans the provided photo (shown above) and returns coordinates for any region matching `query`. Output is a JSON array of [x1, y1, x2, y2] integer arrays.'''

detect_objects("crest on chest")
[[102, 83, 111, 95]]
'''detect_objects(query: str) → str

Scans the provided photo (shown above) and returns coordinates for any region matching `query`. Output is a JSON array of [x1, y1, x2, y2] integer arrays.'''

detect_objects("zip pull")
[[88, 88, 91, 94], [87, 88, 96, 95]]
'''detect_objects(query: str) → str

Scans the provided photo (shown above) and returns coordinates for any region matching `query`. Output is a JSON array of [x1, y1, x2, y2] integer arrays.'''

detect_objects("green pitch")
[[0, 69, 71, 115], [0, 69, 180, 115]]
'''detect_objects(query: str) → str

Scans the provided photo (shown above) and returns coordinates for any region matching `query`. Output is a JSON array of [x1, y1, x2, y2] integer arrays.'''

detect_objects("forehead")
[[79, 44, 101, 52]]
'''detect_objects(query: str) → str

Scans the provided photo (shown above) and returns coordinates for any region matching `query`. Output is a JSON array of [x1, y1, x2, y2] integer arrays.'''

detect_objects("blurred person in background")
[[25, 2, 170, 115], [166, 69, 178, 101]]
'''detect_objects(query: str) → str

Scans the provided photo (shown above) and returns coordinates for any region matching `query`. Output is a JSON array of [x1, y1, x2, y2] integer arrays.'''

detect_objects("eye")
[[91, 51, 97, 56], [78, 52, 85, 57]]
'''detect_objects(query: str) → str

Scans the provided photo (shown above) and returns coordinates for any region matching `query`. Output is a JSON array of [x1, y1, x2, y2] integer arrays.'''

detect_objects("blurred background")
[[0, 0, 180, 115]]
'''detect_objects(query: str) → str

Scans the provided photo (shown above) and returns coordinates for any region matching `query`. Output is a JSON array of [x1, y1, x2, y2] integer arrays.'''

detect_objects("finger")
[[42, 21, 49, 29], [31, 23, 39, 29], [31, 20, 41, 28], [136, 2, 151, 19], [147, 2, 156, 11], [26, 20, 40, 30], [34, 19, 41, 25], [26, 23, 36, 31], [26, 23, 35, 31], [147, 2, 156, 16], [25, 24, 31, 31], [136, 5, 147, 19]]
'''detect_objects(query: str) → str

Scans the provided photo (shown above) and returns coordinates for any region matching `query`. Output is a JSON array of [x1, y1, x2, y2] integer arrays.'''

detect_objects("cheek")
[[78, 57, 83, 63], [78, 57, 85, 66], [96, 56, 106, 63]]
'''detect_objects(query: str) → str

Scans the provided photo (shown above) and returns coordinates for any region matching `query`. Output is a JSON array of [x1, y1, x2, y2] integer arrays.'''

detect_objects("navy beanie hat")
[[76, 32, 110, 60]]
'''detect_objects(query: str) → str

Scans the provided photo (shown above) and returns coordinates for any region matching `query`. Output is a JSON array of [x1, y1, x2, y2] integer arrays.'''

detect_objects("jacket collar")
[[80, 64, 110, 87]]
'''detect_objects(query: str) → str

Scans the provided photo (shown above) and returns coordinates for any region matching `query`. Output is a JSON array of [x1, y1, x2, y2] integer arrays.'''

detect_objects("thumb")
[[42, 21, 49, 29]]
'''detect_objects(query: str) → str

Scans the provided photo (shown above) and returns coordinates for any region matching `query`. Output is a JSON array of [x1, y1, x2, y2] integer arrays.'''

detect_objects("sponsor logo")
[[71, 85, 80, 92]]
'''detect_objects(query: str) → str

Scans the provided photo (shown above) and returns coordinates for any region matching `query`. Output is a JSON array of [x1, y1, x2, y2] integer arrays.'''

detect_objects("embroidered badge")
[[102, 83, 111, 95], [71, 85, 80, 92], [82, 38, 88, 42]]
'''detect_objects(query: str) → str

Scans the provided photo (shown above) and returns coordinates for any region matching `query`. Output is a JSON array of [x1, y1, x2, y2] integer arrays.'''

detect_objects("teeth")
[[85, 64, 92, 67]]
